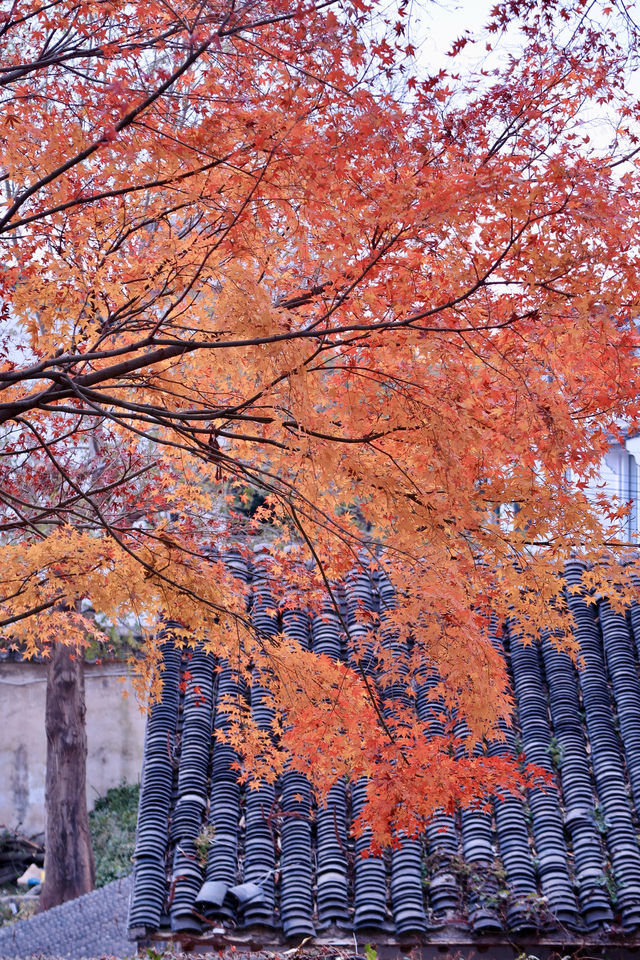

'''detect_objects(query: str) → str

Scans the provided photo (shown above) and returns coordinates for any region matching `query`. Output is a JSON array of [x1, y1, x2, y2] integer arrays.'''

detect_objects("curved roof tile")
[[129, 558, 640, 945]]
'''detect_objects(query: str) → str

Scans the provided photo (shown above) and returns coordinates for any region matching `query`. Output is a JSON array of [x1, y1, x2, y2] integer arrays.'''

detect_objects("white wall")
[[0, 661, 146, 837], [582, 440, 640, 542]]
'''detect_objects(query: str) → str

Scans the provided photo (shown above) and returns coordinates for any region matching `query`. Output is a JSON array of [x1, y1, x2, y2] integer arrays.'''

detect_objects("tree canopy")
[[2, 0, 640, 843]]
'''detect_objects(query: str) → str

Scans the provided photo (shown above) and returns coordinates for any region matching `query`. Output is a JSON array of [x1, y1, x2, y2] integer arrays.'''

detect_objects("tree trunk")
[[39, 642, 95, 911]]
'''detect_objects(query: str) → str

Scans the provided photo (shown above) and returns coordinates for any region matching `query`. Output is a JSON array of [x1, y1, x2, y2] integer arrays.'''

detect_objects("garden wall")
[[0, 660, 146, 837]]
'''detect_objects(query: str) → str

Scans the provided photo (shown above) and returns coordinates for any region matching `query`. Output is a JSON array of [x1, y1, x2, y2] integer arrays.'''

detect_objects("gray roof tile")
[[129, 557, 640, 944]]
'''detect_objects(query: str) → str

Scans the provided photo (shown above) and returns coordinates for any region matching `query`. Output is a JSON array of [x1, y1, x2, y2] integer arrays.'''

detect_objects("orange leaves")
[[1, 0, 640, 840]]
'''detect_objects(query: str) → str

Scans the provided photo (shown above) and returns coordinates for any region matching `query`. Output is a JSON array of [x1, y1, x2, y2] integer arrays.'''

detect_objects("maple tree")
[[2, 0, 640, 905]]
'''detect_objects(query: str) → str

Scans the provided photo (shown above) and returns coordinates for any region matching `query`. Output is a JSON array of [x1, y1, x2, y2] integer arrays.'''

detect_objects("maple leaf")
[[447, 34, 470, 57], [0, 0, 638, 855]]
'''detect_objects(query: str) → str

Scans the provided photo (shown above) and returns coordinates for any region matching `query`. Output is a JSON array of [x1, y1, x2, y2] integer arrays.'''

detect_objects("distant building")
[[591, 438, 640, 542]]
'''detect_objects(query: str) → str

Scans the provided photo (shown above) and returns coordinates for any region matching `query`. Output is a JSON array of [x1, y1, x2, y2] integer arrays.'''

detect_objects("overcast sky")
[[405, 0, 499, 73]]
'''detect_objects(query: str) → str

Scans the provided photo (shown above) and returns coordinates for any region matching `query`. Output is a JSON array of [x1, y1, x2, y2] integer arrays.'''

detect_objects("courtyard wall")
[[0, 660, 145, 837]]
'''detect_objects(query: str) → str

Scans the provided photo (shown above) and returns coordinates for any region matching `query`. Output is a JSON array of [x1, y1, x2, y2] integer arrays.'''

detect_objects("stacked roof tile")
[[128, 556, 640, 945]]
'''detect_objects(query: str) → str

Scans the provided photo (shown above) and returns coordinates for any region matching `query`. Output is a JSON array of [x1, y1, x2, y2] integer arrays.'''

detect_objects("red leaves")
[[447, 34, 470, 57], [1, 0, 640, 841], [100, 123, 118, 143]]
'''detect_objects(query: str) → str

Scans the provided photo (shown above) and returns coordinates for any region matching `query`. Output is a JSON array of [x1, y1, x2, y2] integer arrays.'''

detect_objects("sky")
[[390, 0, 639, 160], [404, 0, 500, 72]]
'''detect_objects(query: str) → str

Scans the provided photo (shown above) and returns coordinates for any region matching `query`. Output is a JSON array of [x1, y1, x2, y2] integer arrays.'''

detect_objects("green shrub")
[[89, 781, 139, 887]]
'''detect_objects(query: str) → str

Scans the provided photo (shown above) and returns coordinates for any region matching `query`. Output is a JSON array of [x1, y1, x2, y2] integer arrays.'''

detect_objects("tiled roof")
[[128, 556, 640, 946]]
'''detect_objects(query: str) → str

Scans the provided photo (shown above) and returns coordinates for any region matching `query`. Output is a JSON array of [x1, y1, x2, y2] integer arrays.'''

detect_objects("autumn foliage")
[[2, 0, 640, 843]]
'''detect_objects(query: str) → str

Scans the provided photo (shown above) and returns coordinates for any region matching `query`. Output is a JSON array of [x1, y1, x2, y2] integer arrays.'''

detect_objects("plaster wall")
[[0, 661, 146, 837]]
